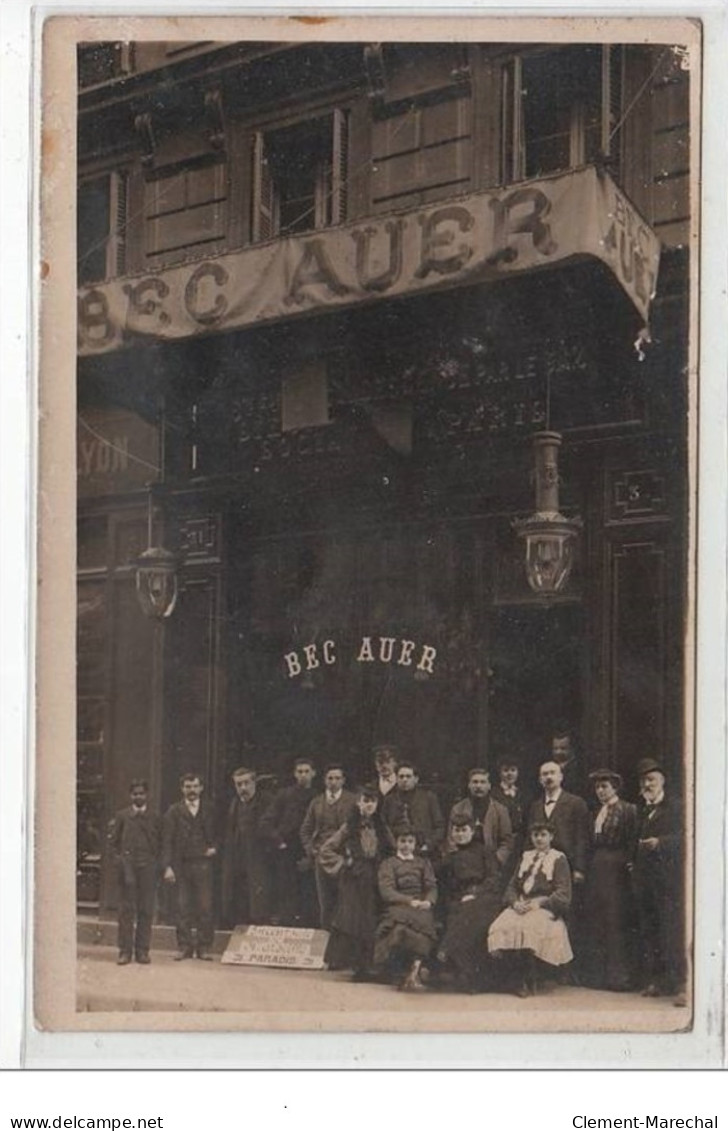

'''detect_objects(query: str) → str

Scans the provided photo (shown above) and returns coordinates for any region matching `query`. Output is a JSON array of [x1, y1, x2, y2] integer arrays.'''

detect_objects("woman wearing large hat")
[[582, 769, 639, 991]]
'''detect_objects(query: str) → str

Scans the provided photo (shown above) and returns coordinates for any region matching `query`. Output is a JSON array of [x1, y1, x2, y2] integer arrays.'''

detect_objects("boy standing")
[[260, 758, 318, 926], [300, 764, 356, 929], [108, 779, 161, 965], [162, 773, 218, 960]]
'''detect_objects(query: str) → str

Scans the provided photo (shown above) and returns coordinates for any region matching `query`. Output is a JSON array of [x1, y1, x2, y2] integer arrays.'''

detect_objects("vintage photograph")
[[37, 15, 703, 1036]]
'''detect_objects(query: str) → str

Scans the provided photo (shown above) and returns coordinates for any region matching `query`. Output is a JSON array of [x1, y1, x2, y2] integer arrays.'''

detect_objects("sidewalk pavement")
[[77, 941, 687, 1032]]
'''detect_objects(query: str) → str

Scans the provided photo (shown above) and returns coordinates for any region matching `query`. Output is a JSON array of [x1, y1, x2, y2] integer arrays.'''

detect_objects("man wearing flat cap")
[[632, 757, 686, 1004]]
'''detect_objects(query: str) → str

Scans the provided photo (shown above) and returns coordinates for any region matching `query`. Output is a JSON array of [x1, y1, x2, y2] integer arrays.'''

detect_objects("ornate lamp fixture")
[[513, 431, 582, 597], [135, 485, 178, 620]]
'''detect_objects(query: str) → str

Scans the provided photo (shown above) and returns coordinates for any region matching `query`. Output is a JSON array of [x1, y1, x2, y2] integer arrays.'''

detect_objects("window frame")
[[500, 44, 623, 185], [250, 107, 349, 243], [143, 151, 229, 265], [77, 169, 129, 285]]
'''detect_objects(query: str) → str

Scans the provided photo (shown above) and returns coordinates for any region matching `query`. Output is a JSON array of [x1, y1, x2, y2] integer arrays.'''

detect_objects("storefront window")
[[77, 575, 108, 907]]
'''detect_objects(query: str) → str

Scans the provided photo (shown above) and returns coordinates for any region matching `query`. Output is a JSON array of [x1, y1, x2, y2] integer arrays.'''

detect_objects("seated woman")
[[436, 815, 502, 992], [319, 786, 386, 981], [373, 823, 438, 991], [582, 769, 638, 991], [487, 820, 573, 997]]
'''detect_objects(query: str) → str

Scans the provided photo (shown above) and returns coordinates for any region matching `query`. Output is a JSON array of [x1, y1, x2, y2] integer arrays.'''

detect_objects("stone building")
[[75, 38, 691, 909]]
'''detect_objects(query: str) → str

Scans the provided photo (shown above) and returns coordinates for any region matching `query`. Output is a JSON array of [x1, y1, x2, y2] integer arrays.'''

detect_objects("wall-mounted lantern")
[[513, 431, 582, 598], [135, 487, 179, 619]]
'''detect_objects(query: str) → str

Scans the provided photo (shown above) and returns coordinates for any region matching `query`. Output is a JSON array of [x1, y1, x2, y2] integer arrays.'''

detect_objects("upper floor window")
[[251, 109, 348, 242], [368, 42, 472, 213], [78, 172, 127, 285], [144, 154, 227, 264], [371, 93, 472, 213], [502, 45, 622, 183]]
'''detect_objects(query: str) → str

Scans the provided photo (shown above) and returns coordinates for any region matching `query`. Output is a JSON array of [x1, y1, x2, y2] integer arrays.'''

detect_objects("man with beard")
[[221, 767, 272, 927], [632, 757, 686, 1005], [260, 758, 318, 926], [448, 768, 513, 872]]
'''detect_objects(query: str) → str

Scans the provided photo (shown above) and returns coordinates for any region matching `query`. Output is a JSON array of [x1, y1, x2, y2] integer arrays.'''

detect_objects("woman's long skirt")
[[488, 906, 573, 967], [582, 847, 637, 990]]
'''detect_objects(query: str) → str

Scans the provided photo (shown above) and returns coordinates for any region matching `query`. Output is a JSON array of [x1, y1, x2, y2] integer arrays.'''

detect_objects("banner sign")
[[221, 925, 329, 969], [78, 167, 660, 356]]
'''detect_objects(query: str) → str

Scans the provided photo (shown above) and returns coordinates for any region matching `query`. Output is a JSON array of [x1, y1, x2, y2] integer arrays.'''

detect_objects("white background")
[[2, 0, 726, 1104]]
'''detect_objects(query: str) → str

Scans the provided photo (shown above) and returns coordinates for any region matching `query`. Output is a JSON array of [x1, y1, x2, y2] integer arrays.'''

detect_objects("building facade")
[[76, 39, 691, 910]]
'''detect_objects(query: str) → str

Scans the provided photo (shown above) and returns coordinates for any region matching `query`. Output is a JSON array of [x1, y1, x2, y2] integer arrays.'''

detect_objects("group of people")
[[107, 733, 686, 1003]]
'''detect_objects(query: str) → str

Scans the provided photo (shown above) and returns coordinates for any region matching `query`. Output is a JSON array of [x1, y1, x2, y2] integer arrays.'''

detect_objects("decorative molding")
[[204, 88, 226, 152], [134, 112, 156, 168], [363, 43, 386, 104]]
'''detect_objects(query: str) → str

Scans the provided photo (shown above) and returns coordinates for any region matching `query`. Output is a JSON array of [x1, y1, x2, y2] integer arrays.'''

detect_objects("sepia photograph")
[[32, 13, 717, 1054]]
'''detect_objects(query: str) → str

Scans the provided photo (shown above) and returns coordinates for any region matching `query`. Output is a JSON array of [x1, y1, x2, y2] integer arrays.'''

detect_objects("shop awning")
[[78, 165, 660, 357]]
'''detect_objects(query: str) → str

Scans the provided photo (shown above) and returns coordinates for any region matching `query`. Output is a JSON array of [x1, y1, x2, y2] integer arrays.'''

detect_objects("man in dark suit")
[[108, 779, 161, 965], [371, 743, 399, 799], [260, 758, 318, 926], [528, 760, 590, 977], [550, 728, 588, 798], [300, 764, 357, 930], [632, 757, 686, 1004], [528, 760, 590, 881], [162, 772, 218, 961], [221, 767, 272, 928], [381, 762, 445, 857]]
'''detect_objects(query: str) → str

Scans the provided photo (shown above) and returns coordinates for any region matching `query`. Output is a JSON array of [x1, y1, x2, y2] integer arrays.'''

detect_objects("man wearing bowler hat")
[[632, 757, 686, 1004]]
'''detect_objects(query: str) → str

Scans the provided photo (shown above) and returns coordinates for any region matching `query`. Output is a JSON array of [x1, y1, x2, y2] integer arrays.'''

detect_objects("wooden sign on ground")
[[221, 925, 329, 969]]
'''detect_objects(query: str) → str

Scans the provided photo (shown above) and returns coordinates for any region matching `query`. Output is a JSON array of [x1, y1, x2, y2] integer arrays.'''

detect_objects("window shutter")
[[109, 171, 128, 275], [502, 57, 524, 182], [252, 130, 275, 242], [602, 44, 624, 166], [330, 108, 349, 226]]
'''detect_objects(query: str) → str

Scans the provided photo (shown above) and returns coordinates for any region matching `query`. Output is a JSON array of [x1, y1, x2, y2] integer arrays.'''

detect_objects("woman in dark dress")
[[582, 769, 639, 991], [319, 786, 385, 980], [436, 815, 502, 991], [373, 824, 438, 991]]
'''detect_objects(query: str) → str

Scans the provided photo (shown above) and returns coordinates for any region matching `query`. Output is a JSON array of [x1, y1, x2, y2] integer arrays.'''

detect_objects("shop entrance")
[[225, 515, 586, 797], [225, 519, 486, 794], [487, 602, 586, 785]]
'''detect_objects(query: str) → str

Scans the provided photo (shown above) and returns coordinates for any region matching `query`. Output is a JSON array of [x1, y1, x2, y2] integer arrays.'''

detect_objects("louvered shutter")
[[252, 130, 276, 242], [330, 108, 349, 226], [109, 171, 128, 275], [601, 44, 624, 169]]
